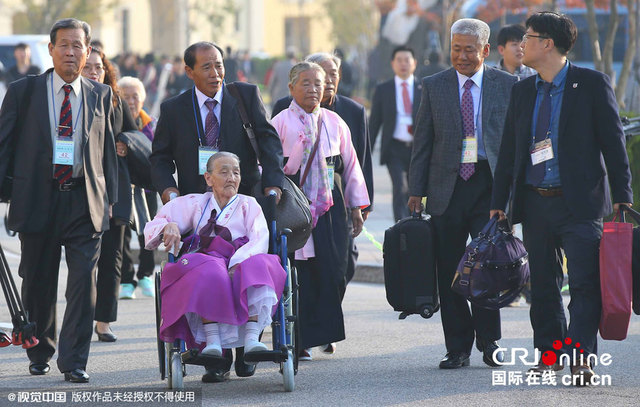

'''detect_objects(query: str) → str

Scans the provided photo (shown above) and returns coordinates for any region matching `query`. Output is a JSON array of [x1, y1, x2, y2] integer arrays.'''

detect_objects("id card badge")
[[327, 163, 335, 190], [530, 138, 554, 166], [54, 138, 74, 165], [198, 147, 217, 175], [461, 137, 478, 163]]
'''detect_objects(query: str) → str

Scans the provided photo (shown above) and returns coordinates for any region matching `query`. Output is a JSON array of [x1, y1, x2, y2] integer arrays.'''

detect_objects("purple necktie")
[[459, 79, 475, 181], [204, 99, 219, 148], [529, 82, 553, 185], [54, 84, 73, 184]]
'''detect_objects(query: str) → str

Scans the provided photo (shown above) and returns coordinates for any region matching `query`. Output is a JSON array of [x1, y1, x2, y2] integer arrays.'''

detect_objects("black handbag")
[[452, 216, 530, 310], [225, 83, 312, 252], [1, 75, 36, 203], [118, 130, 154, 190]]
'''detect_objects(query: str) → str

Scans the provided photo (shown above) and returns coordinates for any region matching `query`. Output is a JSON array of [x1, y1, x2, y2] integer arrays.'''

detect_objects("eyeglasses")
[[522, 34, 550, 42]]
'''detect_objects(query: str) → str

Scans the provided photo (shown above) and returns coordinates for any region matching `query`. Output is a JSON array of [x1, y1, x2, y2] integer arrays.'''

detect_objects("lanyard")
[[191, 87, 209, 147], [50, 75, 83, 137], [214, 195, 238, 221]]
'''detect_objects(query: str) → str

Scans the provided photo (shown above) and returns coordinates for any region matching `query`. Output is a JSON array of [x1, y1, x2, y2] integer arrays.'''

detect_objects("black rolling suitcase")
[[383, 213, 439, 319]]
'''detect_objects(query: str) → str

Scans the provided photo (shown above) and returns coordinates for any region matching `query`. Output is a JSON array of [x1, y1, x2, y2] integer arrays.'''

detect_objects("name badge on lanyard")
[[530, 138, 554, 166], [198, 147, 218, 175], [327, 163, 335, 190], [54, 138, 74, 165], [461, 137, 478, 163]]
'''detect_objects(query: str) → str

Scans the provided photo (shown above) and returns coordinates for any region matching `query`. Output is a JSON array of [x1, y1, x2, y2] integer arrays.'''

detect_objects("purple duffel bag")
[[451, 216, 530, 310]]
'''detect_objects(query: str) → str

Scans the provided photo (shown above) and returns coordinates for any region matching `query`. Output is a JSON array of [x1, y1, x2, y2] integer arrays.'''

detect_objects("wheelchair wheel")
[[282, 350, 295, 392], [155, 270, 165, 379], [169, 351, 184, 390], [290, 263, 300, 374]]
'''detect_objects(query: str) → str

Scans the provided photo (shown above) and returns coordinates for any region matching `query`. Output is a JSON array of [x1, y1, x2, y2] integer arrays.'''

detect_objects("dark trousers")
[[121, 191, 157, 285], [18, 183, 102, 372], [431, 161, 501, 354], [95, 219, 125, 322], [386, 140, 411, 222], [522, 188, 603, 356]]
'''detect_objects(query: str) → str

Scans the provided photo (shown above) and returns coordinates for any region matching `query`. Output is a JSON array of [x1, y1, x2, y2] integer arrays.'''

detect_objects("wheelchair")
[[153, 197, 299, 392]]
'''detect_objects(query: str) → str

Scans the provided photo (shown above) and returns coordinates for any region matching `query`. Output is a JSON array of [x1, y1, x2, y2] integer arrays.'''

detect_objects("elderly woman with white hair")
[[117, 75, 160, 300], [144, 152, 286, 360], [271, 62, 369, 361]]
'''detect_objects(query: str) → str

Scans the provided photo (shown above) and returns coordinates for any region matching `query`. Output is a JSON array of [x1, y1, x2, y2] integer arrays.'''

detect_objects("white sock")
[[204, 323, 220, 347], [244, 321, 260, 344]]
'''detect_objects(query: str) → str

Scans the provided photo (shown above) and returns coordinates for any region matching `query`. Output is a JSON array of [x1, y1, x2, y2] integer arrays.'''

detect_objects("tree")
[[7, 0, 119, 34], [189, 0, 238, 44], [324, 0, 377, 50]]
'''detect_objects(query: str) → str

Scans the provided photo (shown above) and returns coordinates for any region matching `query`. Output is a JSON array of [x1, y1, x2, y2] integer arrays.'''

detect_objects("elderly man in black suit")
[[491, 12, 633, 385], [0, 18, 118, 383], [271, 52, 374, 303], [408, 18, 517, 370], [150, 41, 284, 383], [370, 45, 422, 222]]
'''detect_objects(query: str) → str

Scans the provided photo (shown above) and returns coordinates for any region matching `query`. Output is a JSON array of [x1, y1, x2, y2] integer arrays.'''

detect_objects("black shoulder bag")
[[225, 83, 312, 252]]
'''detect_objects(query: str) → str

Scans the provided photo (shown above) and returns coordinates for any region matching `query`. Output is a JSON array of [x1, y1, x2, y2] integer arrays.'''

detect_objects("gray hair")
[[305, 52, 341, 70], [50, 18, 91, 47], [451, 18, 490, 46], [288, 61, 326, 87], [118, 76, 147, 103], [206, 151, 240, 173]]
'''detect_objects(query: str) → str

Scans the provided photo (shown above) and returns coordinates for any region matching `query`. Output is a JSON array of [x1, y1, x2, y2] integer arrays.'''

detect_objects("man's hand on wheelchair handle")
[[490, 209, 506, 220], [162, 222, 181, 254], [161, 187, 180, 204], [264, 187, 282, 204]]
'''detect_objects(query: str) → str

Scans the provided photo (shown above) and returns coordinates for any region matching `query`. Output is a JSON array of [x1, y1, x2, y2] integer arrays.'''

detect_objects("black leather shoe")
[[29, 363, 50, 375], [64, 369, 89, 383], [201, 368, 230, 383], [95, 325, 117, 342], [439, 352, 470, 369], [234, 347, 256, 377], [476, 340, 504, 367]]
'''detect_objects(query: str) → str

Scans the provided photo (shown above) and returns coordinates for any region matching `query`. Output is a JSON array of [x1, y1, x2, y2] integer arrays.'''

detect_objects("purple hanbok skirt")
[[159, 235, 286, 349]]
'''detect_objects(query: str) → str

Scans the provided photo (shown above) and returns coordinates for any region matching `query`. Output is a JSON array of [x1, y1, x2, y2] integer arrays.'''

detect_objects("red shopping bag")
[[599, 210, 633, 340]]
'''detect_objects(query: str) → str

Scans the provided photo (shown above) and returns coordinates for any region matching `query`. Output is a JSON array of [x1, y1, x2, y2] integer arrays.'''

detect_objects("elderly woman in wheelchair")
[[144, 152, 286, 359]]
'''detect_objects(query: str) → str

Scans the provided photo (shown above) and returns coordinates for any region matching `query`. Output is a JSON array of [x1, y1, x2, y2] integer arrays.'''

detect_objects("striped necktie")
[[54, 84, 73, 184]]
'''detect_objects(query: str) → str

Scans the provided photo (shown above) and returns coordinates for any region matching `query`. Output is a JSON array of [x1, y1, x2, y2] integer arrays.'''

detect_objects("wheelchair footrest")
[[242, 347, 288, 363], [181, 349, 228, 367]]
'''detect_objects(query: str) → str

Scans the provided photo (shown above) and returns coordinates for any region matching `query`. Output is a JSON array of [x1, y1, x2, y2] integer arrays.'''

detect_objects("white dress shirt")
[[47, 70, 84, 177], [393, 75, 414, 143]]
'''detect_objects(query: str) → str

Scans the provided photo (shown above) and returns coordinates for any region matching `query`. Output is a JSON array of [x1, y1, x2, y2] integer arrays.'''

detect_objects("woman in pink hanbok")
[[144, 152, 286, 359], [271, 62, 370, 360]]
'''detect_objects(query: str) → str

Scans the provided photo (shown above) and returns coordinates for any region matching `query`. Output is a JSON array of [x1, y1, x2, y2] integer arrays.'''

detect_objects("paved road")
[[1, 239, 640, 406]]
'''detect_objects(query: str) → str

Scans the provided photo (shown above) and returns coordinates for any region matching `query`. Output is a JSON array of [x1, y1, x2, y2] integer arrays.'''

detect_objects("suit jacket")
[[408, 65, 517, 216], [491, 63, 633, 223], [151, 82, 284, 196], [0, 69, 118, 233], [369, 76, 422, 165], [272, 94, 374, 209]]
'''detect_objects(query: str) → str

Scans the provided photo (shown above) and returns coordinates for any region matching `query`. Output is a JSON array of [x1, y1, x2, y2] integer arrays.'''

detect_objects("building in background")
[[0, 0, 335, 58]]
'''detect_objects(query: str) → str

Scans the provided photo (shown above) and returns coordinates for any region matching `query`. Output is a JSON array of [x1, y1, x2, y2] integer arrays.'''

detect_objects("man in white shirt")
[[370, 45, 422, 221]]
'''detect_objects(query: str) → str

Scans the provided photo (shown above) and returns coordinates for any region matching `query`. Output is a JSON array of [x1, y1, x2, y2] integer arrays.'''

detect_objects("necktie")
[[401, 82, 413, 134], [529, 82, 553, 185], [54, 84, 73, 184], [204, 99, 219, 148], [459, 79, 475, 181]]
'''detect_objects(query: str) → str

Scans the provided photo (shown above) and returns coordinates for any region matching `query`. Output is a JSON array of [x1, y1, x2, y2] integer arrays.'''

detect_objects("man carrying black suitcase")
[[408, 18, 516, 369]]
